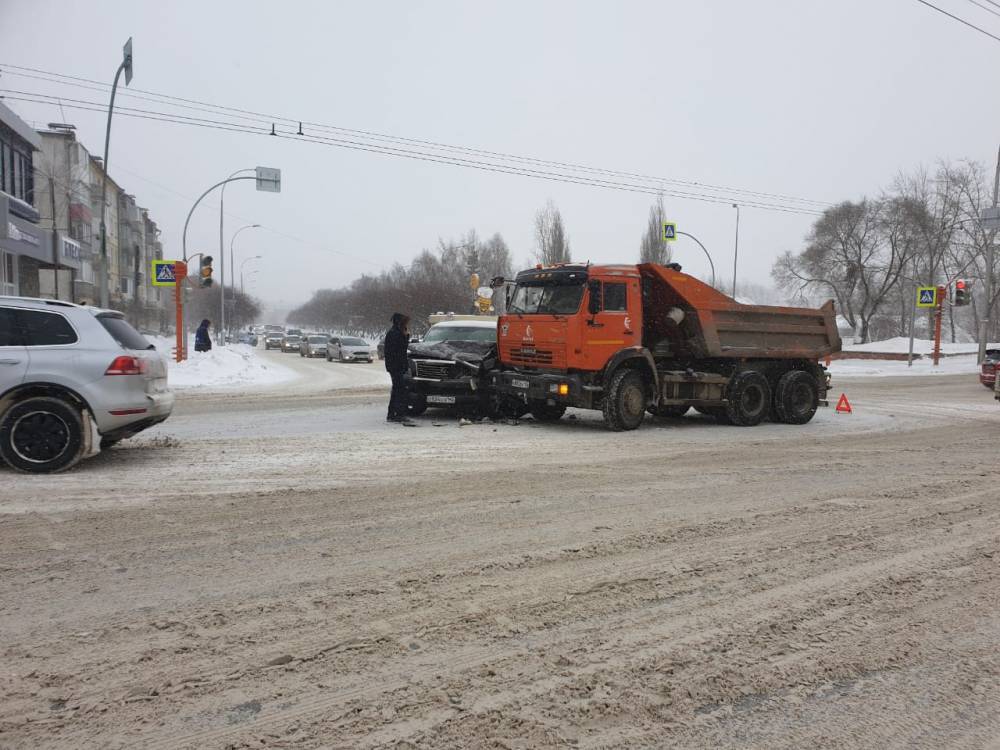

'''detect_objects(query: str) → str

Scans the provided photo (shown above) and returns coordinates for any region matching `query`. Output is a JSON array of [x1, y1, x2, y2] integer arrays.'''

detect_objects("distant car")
[[238, 332, 258, 346], [285, 328, 303, 338], [264, 332, 284, 350], [327, 336, 374, 363], [0, 296, 174, 473], [377, 333, 421, 359], [980, 349, 1000, 389], [300, 334, 329, 358], [281, 334, 302, 353]]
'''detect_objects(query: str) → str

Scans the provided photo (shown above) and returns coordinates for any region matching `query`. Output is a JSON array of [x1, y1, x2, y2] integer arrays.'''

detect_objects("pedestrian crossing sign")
[[662, 222, 677, 242], [152, 260, 178, 287], [916, 286, 937, 308]]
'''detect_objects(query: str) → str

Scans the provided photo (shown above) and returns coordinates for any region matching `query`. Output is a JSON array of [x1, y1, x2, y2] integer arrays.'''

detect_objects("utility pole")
[[978, 145, 1000, 364], [98, 38, 133, 309], [731, 203, 740, 299], [218, 168, 256, 345], [48, 176, 60, 300]]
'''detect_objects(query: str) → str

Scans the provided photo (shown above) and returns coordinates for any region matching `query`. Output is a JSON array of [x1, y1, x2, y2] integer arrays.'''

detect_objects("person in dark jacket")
[[194, 319, 213, 353], [384, 312, 412, 423]]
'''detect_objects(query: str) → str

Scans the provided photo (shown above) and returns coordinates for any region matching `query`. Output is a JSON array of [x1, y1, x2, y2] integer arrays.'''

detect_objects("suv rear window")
[[0, 308, 19, 346], [98, 314, 153, 350], [17, 309, 78, 346]]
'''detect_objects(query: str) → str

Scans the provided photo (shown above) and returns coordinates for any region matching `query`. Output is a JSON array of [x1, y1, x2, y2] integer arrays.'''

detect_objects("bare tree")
[[534, 200, 571, 265], [639, 196, 671, 264], [772, 200, 915, 343]]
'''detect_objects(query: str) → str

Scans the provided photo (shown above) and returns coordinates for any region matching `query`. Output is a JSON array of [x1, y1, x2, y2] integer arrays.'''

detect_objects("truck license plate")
[[427, 395, 456, 404], [511, 378, 529, 389]]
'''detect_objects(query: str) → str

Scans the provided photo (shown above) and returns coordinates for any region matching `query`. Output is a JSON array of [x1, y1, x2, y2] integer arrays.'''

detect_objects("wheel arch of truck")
[[601, 347, 658, 393]]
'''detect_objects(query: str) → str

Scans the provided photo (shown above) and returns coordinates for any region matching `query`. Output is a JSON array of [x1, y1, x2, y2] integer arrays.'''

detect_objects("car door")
[[14, 308, 80, 387], [0, 307, 29, 395]]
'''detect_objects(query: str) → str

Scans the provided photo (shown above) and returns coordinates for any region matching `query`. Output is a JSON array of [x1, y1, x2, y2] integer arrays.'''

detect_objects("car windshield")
[[308, 336, 327, 343], [422, 325, 496, 344], [508, 282, 585, 315], [342, 337, 368, 346]]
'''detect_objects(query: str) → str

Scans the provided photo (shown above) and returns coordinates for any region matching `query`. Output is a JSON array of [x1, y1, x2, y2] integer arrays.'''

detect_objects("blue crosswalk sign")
[[662, 222, 677, 242], [916, 286, 936, 308], [152, 260, 177, 287]]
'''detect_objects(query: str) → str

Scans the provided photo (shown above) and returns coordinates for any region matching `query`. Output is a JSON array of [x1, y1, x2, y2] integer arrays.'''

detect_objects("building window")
[[0, 133, 33, 204], [0, 252, 16, 295]]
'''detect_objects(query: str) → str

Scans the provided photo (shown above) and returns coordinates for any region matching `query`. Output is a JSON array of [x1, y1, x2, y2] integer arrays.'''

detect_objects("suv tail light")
[[105, 355, 144, 375]]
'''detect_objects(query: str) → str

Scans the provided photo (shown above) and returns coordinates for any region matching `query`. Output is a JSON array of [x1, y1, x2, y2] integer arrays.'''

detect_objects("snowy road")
[[2, 358, 1000, 748]]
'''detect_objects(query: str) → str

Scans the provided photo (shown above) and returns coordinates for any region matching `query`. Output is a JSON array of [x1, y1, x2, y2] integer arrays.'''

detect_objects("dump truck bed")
[[639, 264, 842, 360]]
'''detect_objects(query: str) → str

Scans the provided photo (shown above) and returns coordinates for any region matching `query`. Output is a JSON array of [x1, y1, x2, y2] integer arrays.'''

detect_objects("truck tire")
[[649, 405, 689, 419], [0, 397, 86, 473], [530, 402, 566, 422], [774, 370, 819, 424], [724, 371, 770, 427], [602, 368, 647, 431]]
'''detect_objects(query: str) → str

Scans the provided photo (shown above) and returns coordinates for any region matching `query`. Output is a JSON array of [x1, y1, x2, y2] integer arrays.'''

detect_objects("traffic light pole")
[[980, 145, 1000, 364], [180, 176, 255, 360], [933, 284, 946, 367]]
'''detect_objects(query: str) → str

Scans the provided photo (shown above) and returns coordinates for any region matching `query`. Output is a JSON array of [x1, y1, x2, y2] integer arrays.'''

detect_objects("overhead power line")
[[913, 0, 1000, 43], [1, 90, 825, 215], [0, 62, 830, 211], [964, 0, 1000, 18]]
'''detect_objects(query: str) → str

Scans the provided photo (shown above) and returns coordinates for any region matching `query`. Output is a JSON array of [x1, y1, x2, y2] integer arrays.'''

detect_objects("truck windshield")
[[508, 282, 585, 315]]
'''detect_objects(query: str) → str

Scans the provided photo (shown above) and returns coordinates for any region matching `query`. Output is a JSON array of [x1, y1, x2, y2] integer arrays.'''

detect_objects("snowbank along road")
[[2, 348, 1000, 748]]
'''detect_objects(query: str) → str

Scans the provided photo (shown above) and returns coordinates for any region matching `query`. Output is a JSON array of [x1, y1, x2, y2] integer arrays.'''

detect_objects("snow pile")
[[843, 337, 995, 355], [146, 337, 299, 391], [829, 354, 982, 378]]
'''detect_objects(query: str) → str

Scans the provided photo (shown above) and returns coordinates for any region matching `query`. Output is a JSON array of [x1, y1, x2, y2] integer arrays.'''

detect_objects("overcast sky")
[[2, 0, 998, 313]]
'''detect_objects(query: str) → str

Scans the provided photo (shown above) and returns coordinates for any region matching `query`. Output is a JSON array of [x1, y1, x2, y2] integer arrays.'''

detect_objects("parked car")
[[264, 332, 284, 350], [281, 334, 302, 353], [0, 296, 174, 473], [406, 319, 497, 416], [980, 349, 1000, 389], [300, 334, 329, 358], [327, 336, 374, 362]]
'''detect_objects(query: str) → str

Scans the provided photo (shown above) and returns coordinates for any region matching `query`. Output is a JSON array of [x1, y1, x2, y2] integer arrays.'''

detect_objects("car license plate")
[[511, 378, 529, 389], [427, 395, 456, 404]]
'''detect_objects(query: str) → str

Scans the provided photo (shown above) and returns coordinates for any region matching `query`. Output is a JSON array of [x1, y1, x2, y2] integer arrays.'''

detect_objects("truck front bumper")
[[489, 370, 595, 409]]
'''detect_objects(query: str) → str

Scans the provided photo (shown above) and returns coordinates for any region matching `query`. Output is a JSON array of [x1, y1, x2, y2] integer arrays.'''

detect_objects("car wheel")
[[602, 368, 647, 431], [0, 397, 86, 473], [530, 401, 567, 422], [774, 370, 819, 425], [648, 405, 689, 419], [724, 371, 771, 426]]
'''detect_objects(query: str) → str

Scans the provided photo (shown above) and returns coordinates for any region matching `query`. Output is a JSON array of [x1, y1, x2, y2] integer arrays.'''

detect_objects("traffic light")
[[954, 279, 969, 306], [200, 255, 214, 288]]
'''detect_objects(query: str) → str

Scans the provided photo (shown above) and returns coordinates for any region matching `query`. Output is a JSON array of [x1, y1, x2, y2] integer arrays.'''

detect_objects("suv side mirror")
[[587, 280, 601, 315]]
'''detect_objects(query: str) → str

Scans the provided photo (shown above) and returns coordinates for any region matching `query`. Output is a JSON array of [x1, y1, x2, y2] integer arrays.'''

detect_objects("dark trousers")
[[388, 371, 408, 418]]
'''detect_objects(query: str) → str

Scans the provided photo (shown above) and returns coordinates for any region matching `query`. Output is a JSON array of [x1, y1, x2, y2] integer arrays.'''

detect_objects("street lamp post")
[[230, 224, 261, 332], [98, 37, 134, 309], [675, 230, 717, 289], [179, 167, 281, 359], [242, 264, 261, 296], [219, 169, 257, 344], [240, 255, 262, 297], [731, 203, 740, 299]]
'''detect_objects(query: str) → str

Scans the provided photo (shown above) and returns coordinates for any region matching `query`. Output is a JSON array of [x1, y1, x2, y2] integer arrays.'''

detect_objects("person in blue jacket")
[[194, 319, 212, 353]]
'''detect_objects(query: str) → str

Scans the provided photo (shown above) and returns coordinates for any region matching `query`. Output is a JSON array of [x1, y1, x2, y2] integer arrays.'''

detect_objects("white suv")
[[0, 297, 174, 473]]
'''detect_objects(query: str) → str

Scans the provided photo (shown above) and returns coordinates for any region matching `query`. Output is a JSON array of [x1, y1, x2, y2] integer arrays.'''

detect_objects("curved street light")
[[240, 255, 262, 296], [675, 231, 716, 289]]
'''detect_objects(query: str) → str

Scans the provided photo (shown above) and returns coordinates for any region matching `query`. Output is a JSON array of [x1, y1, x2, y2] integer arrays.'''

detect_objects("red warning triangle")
[[835, 393, 852, 414]]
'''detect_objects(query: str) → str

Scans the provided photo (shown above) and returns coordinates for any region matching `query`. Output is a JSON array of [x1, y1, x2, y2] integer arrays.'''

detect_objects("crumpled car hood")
[[408, 340, 496, 369]]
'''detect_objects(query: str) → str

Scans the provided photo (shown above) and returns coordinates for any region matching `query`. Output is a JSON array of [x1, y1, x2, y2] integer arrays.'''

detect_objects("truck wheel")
[[774, 370, 819, 424], [0, 397, 86, 473], [530, 402, 566, 422], [603, 369, 647, 431], [649, 405, 689, 419], [724, 371, 770, 427], [407, 395, 428, 416]]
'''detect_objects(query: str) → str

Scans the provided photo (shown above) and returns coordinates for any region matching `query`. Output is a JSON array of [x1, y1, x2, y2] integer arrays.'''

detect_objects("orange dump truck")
[[489, 262, 841, 430]]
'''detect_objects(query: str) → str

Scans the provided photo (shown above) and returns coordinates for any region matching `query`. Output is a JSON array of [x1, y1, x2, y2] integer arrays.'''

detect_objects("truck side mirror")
[[587, 280, 601, 315]]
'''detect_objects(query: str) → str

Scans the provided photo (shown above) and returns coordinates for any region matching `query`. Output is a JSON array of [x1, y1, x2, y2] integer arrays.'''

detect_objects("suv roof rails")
[[0, 295, 79, 308]]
